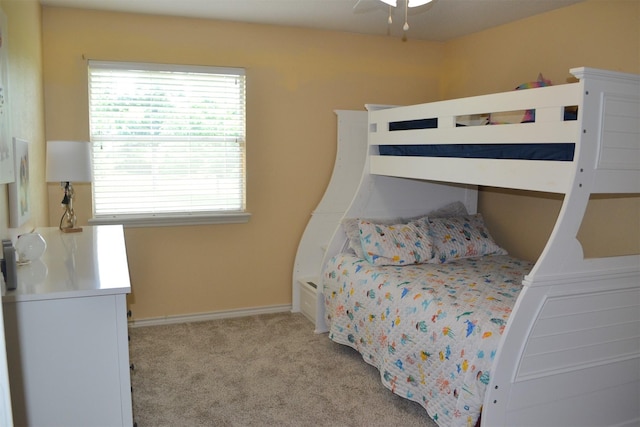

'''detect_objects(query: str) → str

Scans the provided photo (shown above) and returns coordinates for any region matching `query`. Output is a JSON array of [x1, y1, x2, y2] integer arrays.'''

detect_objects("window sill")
[[89, 212, 251, 228]]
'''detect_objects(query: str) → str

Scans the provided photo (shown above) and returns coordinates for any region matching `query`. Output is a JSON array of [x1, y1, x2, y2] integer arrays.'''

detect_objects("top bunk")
[[368, 67, 639, 195]]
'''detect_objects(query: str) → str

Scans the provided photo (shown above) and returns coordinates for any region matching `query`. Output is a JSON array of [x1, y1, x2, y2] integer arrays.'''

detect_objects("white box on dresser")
[[2, 225, 133, 427]]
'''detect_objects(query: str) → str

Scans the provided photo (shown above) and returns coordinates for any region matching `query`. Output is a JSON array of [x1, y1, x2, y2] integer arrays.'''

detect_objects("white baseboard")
[[128, 304, 293, 328]]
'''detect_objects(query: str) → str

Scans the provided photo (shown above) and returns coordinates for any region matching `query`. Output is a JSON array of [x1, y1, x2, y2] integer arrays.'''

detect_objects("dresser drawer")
[[299, 280, 318, 323]]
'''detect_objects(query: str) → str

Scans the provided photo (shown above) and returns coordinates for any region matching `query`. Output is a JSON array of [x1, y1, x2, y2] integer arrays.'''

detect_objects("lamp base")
[[61, 227, 83, 233]]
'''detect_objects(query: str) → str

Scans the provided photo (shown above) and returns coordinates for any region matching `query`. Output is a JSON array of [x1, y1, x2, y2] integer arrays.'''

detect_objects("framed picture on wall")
[[0, 6, 13, 184], [9, 138, 30, 228]]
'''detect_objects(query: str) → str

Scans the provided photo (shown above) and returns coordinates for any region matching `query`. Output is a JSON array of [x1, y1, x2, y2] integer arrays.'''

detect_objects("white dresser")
[[2, 225, 133, 427]]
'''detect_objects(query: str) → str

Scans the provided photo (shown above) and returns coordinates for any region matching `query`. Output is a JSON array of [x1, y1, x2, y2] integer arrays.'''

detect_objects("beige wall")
[[441, 1, 639, 99], [35, 0, 640, 320], [41, 7, 444, 320], [0, 0, 47, 238], [442, 0, 640, 261]]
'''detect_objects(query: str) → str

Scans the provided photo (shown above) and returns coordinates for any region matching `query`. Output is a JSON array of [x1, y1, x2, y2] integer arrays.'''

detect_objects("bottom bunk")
[[321, 206, 528, 427], [321, 203, 640, 427], [324, 253, 531, 427], [320, 200, 639, 427]]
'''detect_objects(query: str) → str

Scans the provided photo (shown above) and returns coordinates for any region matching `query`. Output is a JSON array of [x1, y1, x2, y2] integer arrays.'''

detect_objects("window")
[[87, 60, 248, 227]]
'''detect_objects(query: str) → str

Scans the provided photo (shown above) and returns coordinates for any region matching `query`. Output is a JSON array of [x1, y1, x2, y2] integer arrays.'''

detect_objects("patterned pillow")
[[426, 214, 507, 263], [343, 217, 396, 259], [342, 201, 468, 259], [358, 219, 434, 266]]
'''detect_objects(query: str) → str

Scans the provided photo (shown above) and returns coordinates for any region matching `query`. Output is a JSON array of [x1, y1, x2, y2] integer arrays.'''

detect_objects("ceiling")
[[39, 0, 584, 41]]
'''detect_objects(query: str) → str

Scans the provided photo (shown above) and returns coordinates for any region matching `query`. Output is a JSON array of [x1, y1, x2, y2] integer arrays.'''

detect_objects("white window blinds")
[[88, 60, 246, 219]]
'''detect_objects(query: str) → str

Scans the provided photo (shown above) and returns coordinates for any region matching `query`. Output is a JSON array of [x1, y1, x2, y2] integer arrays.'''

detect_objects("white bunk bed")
[[292, 110, 368, 331], [316, 67, 639, 427]]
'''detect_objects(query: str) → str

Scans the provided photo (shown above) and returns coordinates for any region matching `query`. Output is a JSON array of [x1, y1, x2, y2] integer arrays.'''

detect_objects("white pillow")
[[422, 201, 469, 219]]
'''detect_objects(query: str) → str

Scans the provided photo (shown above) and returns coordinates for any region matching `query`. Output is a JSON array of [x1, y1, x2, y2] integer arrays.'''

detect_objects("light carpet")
[[129, 312, 437, 426]]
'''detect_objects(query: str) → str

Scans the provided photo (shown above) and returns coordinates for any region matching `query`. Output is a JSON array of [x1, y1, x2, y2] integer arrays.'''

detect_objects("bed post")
[[292, 110, 368, 332], [484, 68, 640, 427]]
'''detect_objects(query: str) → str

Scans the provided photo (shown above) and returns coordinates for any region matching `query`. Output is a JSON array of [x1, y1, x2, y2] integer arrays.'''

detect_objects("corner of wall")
[[0, 0, 47, 236]]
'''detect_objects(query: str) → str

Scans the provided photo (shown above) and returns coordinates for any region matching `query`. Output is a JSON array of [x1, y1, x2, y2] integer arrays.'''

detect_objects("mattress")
[[322, 253, 532, 427]]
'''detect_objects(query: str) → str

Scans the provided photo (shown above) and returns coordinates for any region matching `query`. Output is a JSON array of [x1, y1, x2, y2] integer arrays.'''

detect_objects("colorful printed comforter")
[[322, 253, 532, 427]]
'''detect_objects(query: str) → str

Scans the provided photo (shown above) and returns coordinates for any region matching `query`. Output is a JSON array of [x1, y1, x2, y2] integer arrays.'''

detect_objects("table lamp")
[[46, 140, 91, 233]]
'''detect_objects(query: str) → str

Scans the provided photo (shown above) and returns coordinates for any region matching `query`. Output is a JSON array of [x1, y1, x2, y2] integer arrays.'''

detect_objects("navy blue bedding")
[[380, 108, 577, 161], [378, 143, 575, 161]]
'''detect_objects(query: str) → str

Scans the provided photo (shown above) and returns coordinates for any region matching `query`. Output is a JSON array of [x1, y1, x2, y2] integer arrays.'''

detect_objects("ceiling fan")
[[355, 0, 435, 33]]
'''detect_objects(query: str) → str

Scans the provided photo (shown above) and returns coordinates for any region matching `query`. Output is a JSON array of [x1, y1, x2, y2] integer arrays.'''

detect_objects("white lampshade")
[[46, 140, 92, 183]]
